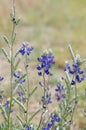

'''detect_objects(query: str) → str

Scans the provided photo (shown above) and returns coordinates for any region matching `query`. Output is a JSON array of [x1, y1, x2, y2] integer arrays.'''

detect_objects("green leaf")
[[30, 86, 38, 98], [68, 44, 75, 62], [14, 58, 21, 70], [13, 97, 26, 112], [28, 109, 41, 122], [80, 59, 86, 65], [16, 114, 23, 128], [14, 50, 20, 58], [12, 33, 16, 43], [2, 48, 10, 63], [14, 74, 26, 86], [0, 105, 8, 121], [3, 36, 10, 47], [65, 71, 71, 85]]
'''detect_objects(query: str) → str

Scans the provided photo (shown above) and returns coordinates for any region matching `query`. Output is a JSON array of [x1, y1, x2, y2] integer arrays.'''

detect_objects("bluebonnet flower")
[[17, 91, 26, 103], [55, 82, 65, 101], [41, 93, 52, 107], [3, 100, 13, 113], [37, 51, 55, 75], [43, 113, 61, 130], [64, 61, 86, 85], [19, 42, 34, 56], [23, 125, 34, 130], [14, 71, 26, 102], [0, 76, 4, 81], [13, 72, 26, 84], [14, 72, 20, 78]]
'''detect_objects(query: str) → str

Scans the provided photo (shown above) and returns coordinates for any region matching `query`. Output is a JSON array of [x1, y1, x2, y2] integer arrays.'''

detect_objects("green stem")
[[37, 71, 49, 130], [70, 81, 77, 123], [8, 0, 16, 129], [36, 114, 43, 130], [29, 109, 41, 122], [25, 56, 30, 124]]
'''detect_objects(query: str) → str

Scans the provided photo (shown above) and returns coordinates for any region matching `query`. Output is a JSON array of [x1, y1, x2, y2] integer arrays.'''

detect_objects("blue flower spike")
[[43, 113, 61, 130], [37, 50, 55, 76], [19, 42, 34, 56], [64, 60, 86, 85], [55, 82, 65, 102]]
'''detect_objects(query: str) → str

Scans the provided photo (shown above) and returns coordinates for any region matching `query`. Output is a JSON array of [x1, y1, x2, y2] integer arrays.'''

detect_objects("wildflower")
[[23, 125, 34, 130], [0, 76, 4, 81], [19, 42, 34, 56], [55, 82, 65, 101], [13, 72, 26, 84], [43, 113, 61, 130], [64, 61, 86, 85], [37, 51, 55, 76], [17, 91, 26, 103], [13, 72, 20, 78], [3, 100, 13, 113], [41, 93, 52, 106], [50, 113, 61, 123]]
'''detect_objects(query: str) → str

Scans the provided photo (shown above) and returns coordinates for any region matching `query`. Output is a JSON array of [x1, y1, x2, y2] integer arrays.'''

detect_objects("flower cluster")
[[13, 71, 26, 102], [64, 61, 86, 85], [41, 93, 52, 108], [13, 72, 26, 84], [23, 125, 34, 130], [3, 100, 13, 113], [55, 82, 65, 102], [17, 91, 26, 103], [19, 42, 34, 56], [37, 51, 55, 76], [43, 113, 61, 130]]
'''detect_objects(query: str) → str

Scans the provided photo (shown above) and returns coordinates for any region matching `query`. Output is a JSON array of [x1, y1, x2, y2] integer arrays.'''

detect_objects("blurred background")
[[0, 0, 86, 64], [0, 0, 86, 129]]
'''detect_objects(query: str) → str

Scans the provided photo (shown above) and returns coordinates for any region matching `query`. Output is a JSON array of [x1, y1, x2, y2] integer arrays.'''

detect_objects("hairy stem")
[[8, 0, 16, 129]]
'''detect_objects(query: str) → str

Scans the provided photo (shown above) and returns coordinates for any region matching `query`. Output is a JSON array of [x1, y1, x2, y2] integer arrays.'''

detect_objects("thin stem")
[[36, 114, 43, 130], [29, 109, 41, 123], [43, 71, 46, 96], [37, 71, 50, 130], [8, 0, 16, 129], [70, 81, 77, 122], [25, 56, 30, 124]]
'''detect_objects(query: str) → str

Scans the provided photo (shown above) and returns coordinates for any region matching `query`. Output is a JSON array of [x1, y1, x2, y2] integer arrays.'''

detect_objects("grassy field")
[[0, 0, 86, 66], [0, 0, 86, 129]]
